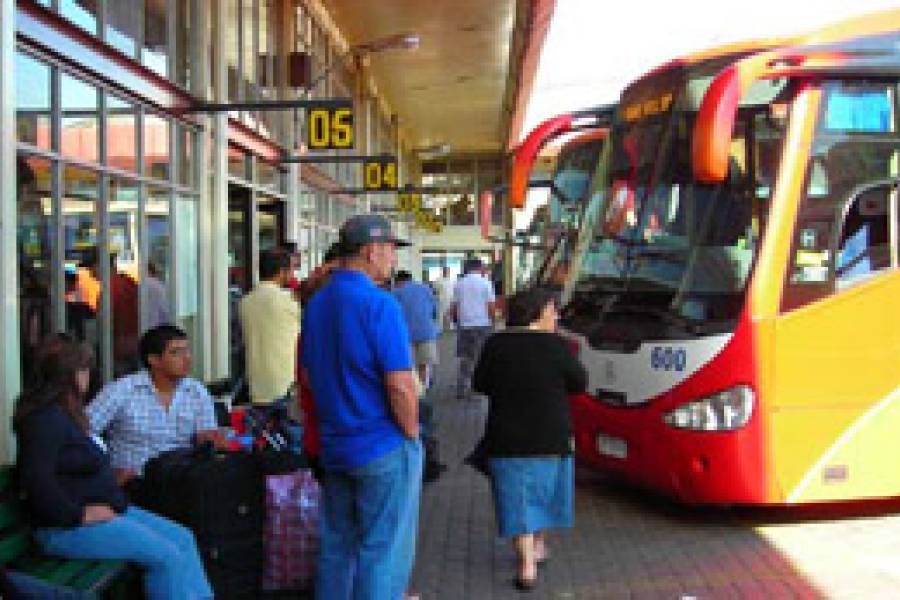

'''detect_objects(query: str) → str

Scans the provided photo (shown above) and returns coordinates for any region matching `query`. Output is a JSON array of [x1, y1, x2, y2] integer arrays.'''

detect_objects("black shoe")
[[423, 461, 447, 484], [514, 576, 536, 592]]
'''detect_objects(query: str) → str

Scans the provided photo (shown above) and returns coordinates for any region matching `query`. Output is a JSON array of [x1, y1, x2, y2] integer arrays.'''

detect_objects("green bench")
[[0, 466, 138, 599]]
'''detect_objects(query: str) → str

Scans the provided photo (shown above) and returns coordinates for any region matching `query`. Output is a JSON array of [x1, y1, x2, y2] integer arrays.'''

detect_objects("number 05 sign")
[[306, 100, 354, 150]]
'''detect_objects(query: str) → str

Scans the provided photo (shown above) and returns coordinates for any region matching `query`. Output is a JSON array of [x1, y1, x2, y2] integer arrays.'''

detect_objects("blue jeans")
[[317, 438, 423, 600], [34, 506, 212, 600], [6, 570, 90, 599]]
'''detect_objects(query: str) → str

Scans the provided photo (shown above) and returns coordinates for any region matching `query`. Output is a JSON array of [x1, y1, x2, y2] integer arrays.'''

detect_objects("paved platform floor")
[[409, 333, 900, 599]]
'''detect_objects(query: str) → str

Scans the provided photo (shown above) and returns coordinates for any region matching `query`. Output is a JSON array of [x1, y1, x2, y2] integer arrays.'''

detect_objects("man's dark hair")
[[464, 257, 483, 274], [259, 249, 291, 280], [340, 242, 364, 259], [140, 324, 188, 368], [506, 287, 558, 327], [394, 270, 413, 283], [323, 241, 344, 263]]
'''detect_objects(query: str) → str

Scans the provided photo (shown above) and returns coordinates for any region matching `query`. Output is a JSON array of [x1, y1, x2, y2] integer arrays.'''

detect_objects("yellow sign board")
[[397, 191, 441, 232], [398, 192, 421, 212], [363, 158, 398, 191], [306, 101, 354, 150]]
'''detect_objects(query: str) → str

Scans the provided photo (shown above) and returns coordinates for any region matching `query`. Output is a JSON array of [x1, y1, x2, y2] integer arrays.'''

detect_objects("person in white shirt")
[[433, 266, 456, 332], [451, 258, 496, 400]]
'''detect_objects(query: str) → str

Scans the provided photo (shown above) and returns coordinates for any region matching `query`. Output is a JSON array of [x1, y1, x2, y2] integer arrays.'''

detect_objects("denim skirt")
[[488, 455, 574, 537]]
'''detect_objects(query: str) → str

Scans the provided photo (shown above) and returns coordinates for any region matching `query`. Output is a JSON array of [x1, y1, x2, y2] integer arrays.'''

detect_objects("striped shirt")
[[87, 370, 217, 473]]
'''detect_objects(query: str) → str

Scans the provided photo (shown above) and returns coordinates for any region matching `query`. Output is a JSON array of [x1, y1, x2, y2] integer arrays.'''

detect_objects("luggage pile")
[[142, 445, 265, 599]]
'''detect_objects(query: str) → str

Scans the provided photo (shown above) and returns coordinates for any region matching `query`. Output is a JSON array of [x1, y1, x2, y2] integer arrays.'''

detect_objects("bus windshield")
[[521, 136, 606, 288], [563, 62, 790, 340]]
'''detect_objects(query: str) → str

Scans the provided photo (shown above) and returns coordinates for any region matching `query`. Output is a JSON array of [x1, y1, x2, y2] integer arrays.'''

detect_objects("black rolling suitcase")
[[142, 445, 265, 599]]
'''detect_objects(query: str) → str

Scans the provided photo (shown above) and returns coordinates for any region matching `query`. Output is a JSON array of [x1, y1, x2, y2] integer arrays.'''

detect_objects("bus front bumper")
[[570, 393, 768, 505]]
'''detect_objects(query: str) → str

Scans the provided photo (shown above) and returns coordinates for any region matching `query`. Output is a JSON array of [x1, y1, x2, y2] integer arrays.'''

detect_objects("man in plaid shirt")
[[87, 325, 224, 497]]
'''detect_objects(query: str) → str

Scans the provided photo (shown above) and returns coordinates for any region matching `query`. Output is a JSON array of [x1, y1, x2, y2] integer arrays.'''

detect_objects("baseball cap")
[[339, 214, 411, 249]]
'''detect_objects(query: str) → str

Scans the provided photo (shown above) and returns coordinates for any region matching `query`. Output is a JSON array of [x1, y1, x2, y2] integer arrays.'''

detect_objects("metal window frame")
[[14, 45, 201, 382]]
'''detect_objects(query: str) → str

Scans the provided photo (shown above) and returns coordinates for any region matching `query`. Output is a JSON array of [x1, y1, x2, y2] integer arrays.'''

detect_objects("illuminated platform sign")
[[307, 100, 354, 149]]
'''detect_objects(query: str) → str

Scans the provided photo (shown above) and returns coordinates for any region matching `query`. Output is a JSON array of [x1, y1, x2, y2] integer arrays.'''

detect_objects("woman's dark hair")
[[13, 333, 93, 433], [505, 287, 558, 327], [140, 324, 188, 368]]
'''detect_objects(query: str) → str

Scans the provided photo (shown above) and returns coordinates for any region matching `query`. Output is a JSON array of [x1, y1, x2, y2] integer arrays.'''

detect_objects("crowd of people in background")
[[11, 212, 583, 598]]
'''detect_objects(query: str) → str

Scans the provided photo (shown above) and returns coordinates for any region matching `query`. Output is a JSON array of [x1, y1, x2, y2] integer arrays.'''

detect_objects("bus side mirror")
[[693, 53, 773, 184], [693, 67, 742, 184]]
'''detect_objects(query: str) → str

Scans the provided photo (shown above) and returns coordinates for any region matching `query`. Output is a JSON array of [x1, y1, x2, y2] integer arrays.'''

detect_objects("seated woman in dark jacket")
[[473, 287, 587, 591], [14, 333, 212, 600]]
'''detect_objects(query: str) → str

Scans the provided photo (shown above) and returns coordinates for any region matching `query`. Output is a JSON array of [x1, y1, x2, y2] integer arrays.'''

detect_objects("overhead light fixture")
[[415, 143, 451, 158], [307, 31, 419, 91], [351, 32, 420, 56]]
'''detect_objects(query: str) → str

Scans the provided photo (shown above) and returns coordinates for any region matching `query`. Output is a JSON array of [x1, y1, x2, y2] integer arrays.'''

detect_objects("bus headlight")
[[662, 385, 754, 431]]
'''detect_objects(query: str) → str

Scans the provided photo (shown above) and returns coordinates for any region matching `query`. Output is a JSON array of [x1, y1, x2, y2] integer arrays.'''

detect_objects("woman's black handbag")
[[464, 437, 490, 477]]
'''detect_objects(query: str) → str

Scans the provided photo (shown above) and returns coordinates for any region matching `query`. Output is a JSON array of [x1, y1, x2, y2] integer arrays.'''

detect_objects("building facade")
[[0, 0, 412, 459]]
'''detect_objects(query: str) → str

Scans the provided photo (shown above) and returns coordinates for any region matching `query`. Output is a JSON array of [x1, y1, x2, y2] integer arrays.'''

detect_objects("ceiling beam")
[[500, 0, 557, 153]]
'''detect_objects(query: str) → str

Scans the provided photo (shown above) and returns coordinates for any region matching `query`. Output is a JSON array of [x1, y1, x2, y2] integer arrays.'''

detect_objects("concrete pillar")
[[192, 0, 213, 380], [210, 1, 231, 379], [278, 0, 300, 246]]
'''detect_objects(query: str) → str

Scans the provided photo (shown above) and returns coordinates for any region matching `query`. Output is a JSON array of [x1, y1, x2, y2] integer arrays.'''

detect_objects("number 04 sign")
[[362, 157, 398, 191], [306, 100, 354, 150]]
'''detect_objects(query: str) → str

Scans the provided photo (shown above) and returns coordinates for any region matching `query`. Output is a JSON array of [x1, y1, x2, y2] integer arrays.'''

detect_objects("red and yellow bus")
[[561, 10, 900, 504], [509, 108, 612, 288]]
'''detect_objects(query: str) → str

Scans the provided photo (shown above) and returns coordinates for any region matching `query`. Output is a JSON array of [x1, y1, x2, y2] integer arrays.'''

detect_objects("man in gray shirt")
[[451, 257, 496, 400]]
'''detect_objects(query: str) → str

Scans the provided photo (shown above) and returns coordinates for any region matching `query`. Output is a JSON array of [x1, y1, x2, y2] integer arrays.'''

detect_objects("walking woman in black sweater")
[[14, 333, 212, 600], [473, 288, 587, 591]]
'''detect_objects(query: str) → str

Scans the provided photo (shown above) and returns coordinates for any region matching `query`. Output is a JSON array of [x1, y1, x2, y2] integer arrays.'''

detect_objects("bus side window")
[[835, 187, 892, 288]]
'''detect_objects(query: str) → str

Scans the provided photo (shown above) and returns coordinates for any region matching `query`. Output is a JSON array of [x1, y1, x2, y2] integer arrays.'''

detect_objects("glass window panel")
[[107, 95, 137, 173], [60, 74, 99, 163], [228, 185, 251, 292], [106, 0, 141, 58], [109, 179, 141, 376], [227, 185, 250, 376], [174, 0, 192, 88], [145, 187, 172, 331], [258, 0, 276, 134], [143, 0, 169, 77], [62, 166, 102, 376], [15, 53, 51, 150], [242, 0, 256, 95], [226, 0, 240, 102], [315, 194, 328, 224], [228, 145, 249, 180], [17, 155, 54, 383], [60, 0, 98, 35], [834, 187, 892, 288], [144, 113, 171, 180], [258, 196, 282, 252], [259, 0, 270, 88], [178, 125, 194, 187], [257, 160, 279, 191], [174, 197, 199, 371], [175, 196, 198, 318], [782, 93, 900, 312]]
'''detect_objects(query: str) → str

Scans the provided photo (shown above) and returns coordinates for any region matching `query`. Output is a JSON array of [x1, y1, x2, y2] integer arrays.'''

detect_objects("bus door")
[[769, 80, 900, 503]]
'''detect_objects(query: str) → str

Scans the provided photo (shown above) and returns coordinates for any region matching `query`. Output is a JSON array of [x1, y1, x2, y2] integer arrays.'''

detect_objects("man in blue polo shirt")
[[301, 214, 422, 600]]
